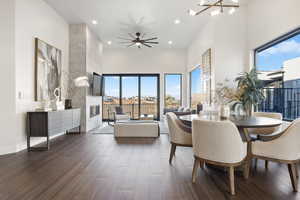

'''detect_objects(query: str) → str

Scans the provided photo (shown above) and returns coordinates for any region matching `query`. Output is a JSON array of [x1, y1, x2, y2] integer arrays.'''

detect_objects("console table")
[[27, 108, 81, 151]]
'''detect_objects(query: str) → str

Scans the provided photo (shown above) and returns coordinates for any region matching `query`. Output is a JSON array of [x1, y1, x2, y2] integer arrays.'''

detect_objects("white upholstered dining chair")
[[166, 112, 192, 164], [248, 112, 282, 169], [251, 118, 300, 192], [192, 119, 247, 195]]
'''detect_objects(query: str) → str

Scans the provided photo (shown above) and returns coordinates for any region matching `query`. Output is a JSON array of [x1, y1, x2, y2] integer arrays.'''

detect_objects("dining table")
[[179, 114, 283, 142]]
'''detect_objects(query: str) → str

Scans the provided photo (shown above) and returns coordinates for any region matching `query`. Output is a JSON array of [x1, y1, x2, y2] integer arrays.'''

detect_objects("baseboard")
[[16, 132, 66, 152]]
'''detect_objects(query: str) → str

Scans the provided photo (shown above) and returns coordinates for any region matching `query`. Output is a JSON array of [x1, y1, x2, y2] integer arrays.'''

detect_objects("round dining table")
[[179, 114, 283, 142]]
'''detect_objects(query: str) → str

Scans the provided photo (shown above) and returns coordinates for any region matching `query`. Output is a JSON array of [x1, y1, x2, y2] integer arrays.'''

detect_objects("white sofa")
[[114, 121, 159, 138]]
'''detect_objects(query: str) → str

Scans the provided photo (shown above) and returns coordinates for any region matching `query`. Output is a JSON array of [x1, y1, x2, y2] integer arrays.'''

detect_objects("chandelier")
[[188, 0, 240, 16]]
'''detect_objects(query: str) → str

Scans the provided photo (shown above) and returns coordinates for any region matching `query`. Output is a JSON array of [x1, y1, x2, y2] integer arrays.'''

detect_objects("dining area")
[[166, 109, 300, 196]]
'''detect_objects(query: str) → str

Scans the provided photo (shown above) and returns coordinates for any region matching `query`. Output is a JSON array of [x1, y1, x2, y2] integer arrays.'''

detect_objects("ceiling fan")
[[118, 32, 159, 48]]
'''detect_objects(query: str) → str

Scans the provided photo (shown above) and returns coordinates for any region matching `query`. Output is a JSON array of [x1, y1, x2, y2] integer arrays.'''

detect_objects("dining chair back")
[[191, 119, 247, 195], [249, 112, 282, 135], [166, 112, 192, 164], [251, 118, 300, 191]]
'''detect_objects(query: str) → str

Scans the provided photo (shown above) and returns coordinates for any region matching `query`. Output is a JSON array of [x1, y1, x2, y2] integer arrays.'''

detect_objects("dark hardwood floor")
[[0, 133, 300, 200]]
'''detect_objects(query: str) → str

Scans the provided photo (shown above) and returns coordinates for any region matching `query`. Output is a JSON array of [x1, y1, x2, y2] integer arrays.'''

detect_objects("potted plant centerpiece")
[[233, 69, 265, 116]]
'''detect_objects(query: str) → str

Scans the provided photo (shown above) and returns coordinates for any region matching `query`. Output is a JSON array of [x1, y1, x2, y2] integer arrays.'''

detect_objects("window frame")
[[102, 73, 160, 121]]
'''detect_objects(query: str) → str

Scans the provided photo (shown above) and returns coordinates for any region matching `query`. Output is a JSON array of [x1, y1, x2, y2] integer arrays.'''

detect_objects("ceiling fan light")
[[210, 9, 220, 16], [199, 0, 206, 6], [135, 42, 142, 46], [174, 19, 181, 24], [228, 8, 236, 15], [188, 9, 197, 16]]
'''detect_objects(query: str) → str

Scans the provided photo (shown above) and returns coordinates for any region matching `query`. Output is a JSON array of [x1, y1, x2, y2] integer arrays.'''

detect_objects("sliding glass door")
[[102, 74, 160, 121], [140, 76, 159, 119], [121, 76, 139, 119], [103, 76, 120, 120]]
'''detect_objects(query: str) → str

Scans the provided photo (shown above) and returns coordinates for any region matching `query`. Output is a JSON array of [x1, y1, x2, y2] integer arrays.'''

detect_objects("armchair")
[[112, 106, 131, 123]]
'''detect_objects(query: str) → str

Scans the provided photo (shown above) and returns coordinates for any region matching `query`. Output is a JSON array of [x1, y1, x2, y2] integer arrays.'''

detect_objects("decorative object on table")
[[65, 99, 72, 109], [188, 0, 240, 17], [196, 103, 203, 114], [51, 88, 65, 110], [202, 48, 213, 104], [216, 70, 265, 117], [35, 38, 62, 102], [233, 69, 265, 116], [220, 104, 230, 119]]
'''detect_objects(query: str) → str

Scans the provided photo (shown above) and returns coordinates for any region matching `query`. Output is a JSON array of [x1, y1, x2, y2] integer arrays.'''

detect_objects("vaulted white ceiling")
[[44, 0, 244, 48]]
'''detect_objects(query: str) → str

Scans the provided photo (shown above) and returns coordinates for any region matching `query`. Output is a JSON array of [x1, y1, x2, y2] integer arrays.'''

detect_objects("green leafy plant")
[[233, 69, 265, 116]]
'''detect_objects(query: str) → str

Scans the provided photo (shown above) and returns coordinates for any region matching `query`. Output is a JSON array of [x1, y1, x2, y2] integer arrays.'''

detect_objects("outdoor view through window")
[[165, 74, 182, 110], [102, 75, 159, 120], [256, 29, 300, 120], [190, 68, 203, 109]]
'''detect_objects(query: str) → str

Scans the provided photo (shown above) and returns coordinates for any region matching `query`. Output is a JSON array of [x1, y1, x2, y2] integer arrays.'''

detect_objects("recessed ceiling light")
[[228, 8, 236, 15], [92, 20, 98, 25], [210, 9, 221, 16], [199, 0, 206, 6], [174, 19, 181, 24], [188, 9, 197, 16], [107, 41, 112, 45], [168, 41, 173, 45]]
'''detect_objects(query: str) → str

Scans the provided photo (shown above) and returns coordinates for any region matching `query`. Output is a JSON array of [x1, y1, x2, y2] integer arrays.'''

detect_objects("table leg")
[[238, 127, 252, 178]]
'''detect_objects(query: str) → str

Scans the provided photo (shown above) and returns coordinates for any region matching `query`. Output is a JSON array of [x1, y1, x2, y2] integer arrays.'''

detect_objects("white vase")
[[220, 104, 230, 119]]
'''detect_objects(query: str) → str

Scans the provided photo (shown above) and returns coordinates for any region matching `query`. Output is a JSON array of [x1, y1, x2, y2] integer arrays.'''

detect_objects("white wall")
[[284, 57, 300, 82], [102, 48, 188, 116], [15, 0, 69, 151], [186, 7, 248, 105], [0, 0, 17, 155]]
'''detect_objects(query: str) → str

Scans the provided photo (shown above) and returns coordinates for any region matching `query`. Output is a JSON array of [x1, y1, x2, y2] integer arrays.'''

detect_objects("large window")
[[255, 28, 300, 120], [164, 74, 182, 110], [102, 74, 160, 121], [190, 68, 203, 109], [255, 28, 300, 72]]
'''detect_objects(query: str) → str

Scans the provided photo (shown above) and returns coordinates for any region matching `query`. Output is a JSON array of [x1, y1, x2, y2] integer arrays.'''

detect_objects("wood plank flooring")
[[0, 133, 300, 200]]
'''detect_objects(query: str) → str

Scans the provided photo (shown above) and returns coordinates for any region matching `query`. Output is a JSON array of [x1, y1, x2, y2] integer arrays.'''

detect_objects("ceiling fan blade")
[[143, 37, 158, 41], [117, 37, 132, 41], [142, 43, 152, 48], [144, 41, 159, 44], [128, 33, 136, 39], [127, 43, 135, 47], [119, 41, 133, 44]]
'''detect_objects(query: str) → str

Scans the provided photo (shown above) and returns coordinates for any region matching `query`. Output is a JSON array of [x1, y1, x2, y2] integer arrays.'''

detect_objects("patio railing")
[[258, 88, 300, 121], [102, 103, 158, 120]]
